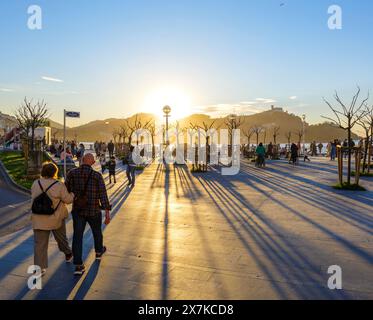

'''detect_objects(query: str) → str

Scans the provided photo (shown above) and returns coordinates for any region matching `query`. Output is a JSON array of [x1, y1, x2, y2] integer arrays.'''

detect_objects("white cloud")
[[0, 88, 14, 92], [194, 101, 270, 117], [289, 96, 297, 100], [239, 101, 256, 105], [41, 76, 64, 83], [255, 98, 276, 104]]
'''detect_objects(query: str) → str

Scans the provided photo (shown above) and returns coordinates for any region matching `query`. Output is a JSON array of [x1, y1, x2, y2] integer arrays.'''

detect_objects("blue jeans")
[[126, 165, 136, 185], [72, 210, 103, 265]]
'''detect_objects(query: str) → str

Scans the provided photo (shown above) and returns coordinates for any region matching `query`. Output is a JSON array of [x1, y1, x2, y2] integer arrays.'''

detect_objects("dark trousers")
[[109, 171, 116, 183], [126, 166, 136, 185], [72, 210, 103, 265], [109, 150, 114, 158]]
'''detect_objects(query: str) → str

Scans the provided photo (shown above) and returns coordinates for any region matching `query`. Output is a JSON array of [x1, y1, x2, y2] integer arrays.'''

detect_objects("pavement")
[[0, 157, 372, 300], [0, 163, 31, 238]]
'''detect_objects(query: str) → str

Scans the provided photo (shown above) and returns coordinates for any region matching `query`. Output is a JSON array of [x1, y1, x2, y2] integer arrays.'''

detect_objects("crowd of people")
[[245, 138, 370, 168], [30, 135, 372, 277], [48, 140, 86, 164], [94, 140, 115, 158]]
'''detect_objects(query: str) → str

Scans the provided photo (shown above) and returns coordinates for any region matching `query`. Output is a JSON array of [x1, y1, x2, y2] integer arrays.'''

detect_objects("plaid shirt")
[[65, 164, 110, 217]]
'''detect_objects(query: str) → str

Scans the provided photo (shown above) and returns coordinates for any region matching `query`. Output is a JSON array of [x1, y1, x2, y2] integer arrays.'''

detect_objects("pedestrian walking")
[[303, 148, 311, 162], [318, 142, 324, 156], [94, 141, 99, 158], [107, 156, 116, 184], [311, 141, 317, 156], [99, 153, 106, 174], [255, 143, 266, 168], [267, 142, 274, 160], [343, 139, 348, 159], [31, 162, 74, 276], [65, 153, 111, 276], [290, 143, 299, 165], [330, 140, 337, 161], [76, 143, 85, 164], [124, 146, 137, 187], [108, 140, 115, 158]]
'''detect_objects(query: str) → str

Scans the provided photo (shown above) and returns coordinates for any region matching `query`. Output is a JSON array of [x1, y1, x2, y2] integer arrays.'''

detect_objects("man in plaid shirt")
[[65, 153, 111, 275]]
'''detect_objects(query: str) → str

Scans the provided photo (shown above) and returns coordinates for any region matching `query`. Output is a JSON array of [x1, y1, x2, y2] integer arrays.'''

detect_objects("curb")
[[0, 160, 31, 195]]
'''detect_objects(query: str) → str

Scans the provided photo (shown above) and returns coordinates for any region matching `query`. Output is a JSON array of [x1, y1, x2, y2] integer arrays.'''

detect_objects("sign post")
[[63, 110, 80, 179]]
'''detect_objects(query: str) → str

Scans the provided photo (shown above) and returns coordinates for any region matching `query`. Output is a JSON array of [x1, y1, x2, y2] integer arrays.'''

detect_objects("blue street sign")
[[65, 111, 80, 118]]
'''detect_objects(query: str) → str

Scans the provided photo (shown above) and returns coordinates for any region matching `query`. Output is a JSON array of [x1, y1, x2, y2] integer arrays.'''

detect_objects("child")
[[304, 148, 311, 162], [107, 156, 116, 184], [99, 154, 106, 174]]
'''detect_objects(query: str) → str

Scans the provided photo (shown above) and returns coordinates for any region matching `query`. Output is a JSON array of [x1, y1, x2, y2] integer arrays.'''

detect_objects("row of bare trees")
[[243, 125, 305, 147]]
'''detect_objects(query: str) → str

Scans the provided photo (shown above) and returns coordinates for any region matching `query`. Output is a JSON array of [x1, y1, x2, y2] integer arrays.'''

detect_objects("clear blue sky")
[[0, 0, 372, 125]]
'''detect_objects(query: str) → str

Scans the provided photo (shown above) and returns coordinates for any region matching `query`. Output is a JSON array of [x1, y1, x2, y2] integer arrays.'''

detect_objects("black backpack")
[[32, 180, 61, 215]]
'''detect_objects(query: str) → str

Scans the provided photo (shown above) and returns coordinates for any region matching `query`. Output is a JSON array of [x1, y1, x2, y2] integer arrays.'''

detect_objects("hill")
[[49, 109, 359, 143]]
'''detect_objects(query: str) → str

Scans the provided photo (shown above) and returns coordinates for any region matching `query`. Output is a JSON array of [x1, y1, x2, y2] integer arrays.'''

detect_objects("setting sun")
[[142, 87, 192, 121]]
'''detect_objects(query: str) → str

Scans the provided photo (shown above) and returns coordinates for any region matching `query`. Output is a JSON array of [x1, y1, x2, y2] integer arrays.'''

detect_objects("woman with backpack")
[[255, 143, 266, 168], [31, 162, 75, 276]]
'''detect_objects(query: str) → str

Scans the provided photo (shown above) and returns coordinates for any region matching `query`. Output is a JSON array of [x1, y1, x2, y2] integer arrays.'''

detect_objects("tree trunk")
[[347, 120, 352, 185], [31, 127, 35, 151], [362, 135, 369, 173]]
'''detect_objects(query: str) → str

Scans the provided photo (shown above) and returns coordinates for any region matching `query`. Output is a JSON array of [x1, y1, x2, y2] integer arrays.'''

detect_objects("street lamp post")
[[163, 105, 171, 146]]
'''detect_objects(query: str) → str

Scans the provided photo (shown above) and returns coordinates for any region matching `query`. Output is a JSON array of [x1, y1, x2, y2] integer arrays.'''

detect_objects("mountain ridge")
[[50, 110, 360, 143]]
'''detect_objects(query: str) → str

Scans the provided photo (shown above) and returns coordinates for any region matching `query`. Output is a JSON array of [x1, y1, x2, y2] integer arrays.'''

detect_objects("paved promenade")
[[0, 158, 372, 299]]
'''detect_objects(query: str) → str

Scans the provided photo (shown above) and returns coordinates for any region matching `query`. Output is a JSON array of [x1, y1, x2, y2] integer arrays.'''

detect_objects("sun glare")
[[142, 88, 192, 121]]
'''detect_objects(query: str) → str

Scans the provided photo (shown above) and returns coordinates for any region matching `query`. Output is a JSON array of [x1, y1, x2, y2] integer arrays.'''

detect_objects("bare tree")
[[146, 120, 158, 159], [285, 131, 292, 149], [322, 87, 369, 184], [188, 122, 200, 171], [200, 120, 218, 148], [224, 115, 244, 146], [119, 124, 129, 145], [112, 129, 119, 145], [273, 126, 280, 145], [243, 127, 254, 145], [125, 114, 151, 145], [14, 98, 49, 151], [296, 129, 303, 145], [252, 125, 263, 145], [198, 120, 219, 170]]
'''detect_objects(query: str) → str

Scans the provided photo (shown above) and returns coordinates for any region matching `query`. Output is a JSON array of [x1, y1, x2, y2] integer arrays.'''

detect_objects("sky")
[[0, 0, 373, 126]]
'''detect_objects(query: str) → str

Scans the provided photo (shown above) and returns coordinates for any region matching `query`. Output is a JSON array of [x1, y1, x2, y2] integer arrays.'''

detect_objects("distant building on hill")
[[270, 105, 283, 112]]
